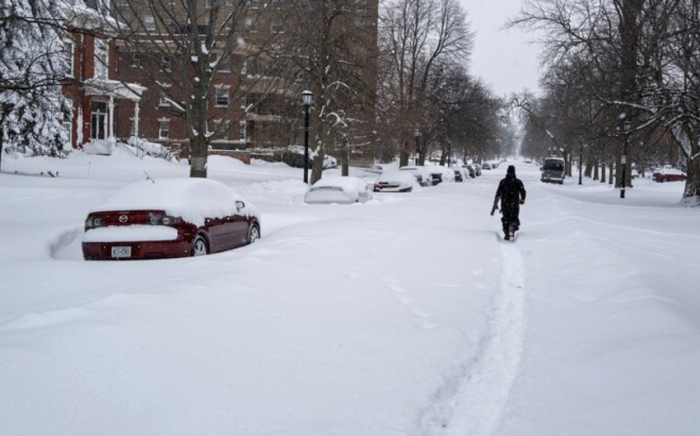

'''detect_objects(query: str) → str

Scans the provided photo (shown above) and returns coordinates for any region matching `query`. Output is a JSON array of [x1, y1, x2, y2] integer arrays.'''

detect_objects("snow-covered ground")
[[1, 151, 698, 436]]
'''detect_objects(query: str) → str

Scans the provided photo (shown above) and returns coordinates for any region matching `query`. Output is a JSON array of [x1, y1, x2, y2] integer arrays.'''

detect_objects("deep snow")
[[0, 151, 698, 436]]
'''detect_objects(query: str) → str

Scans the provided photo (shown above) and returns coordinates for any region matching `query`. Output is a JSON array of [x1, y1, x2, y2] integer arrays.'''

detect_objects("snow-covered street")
[[1, 153, 698, 436]]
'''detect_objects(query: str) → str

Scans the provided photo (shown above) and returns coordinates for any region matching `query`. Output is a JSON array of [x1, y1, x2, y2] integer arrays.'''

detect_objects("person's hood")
[[506, 165, 516, 179]]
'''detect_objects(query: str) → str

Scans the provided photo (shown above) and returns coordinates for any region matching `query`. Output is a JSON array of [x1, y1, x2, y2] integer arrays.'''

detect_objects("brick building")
[[61, 1, 145, 150], [63, 0, 378, 158]]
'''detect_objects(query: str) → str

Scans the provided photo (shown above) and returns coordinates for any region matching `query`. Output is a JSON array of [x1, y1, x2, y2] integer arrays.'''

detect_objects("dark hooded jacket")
[[495, 165, 526, 213]]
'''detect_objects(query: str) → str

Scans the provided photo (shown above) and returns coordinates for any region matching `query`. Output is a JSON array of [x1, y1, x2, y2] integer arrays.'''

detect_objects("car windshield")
[[544, 161, 564, 171]]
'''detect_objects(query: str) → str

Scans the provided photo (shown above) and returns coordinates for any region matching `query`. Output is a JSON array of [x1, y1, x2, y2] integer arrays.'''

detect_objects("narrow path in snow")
[[416, 235, 527, 436]]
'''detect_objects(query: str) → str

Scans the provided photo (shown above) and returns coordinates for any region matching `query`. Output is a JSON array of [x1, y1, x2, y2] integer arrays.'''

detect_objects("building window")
[[144, 16, 155, 32], [270, 0, 280, 7], [217, 54, 230, 72], [160, 55, 171, 71], [159, 84, 172, 106], [64, 110, 73, 147], [158, 120, 170, 139], [248, 0, 258, 8], [271, 20, 283, 33], [94, 38, 108, 79], [130, 52, 141, 67], [240, 60, 247, 75], [240, 121, 247, 141], [129, 118, 135, 136], [245, 17, 257, 31], [159, 93, 170, 107], [213, 119, 226, 138], [215, 87, 229, 107], [63, 38, 74, 77]]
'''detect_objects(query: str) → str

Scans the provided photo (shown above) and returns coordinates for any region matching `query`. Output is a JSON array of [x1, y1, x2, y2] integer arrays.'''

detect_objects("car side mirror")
[[235, 200, 245, 211]]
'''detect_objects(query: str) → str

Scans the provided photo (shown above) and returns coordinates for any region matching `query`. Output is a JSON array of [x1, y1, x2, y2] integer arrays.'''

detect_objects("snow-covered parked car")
[[462, 164, 476, 178], [82, 178, 260, 260], [428, 166, 455, 185], [304, 176, 373, 204], [652, 166, 687, 183], [373, 171, 416, 192], [399, 165, 432, 186]]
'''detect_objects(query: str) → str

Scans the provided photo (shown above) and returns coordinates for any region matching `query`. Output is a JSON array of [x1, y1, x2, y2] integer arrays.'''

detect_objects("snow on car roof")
[[90, 178, 259, 226], [655, 167, 685, 175], [310, 176, 367, 191], [378, 170, 416, 182]]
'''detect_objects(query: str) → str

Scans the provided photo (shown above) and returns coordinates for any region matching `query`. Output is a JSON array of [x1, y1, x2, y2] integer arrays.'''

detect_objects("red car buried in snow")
[[652, 166, 687, 183], [82, 178, 261, 260]]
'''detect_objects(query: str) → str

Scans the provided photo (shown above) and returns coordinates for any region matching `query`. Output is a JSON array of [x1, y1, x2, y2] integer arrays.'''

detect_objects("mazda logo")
[[119, 215, 128, 223]]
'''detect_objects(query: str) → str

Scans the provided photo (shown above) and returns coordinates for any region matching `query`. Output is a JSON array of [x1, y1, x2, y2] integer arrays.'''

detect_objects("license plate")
[[111, 246, 131, 258]]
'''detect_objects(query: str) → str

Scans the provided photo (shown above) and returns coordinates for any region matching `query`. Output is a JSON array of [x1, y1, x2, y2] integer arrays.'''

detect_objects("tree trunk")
[[601, 162, 606, 183], [681, 130, 700, 205], [189, 136, 208, 178], [311, 152, 324, 184], [310, 130, 325, 184], [399, 146, 410, 167], [341, 137, 350, 176], [593, 160, 599, 181], [0, 127, 4, 174], [585, 157, 594, 178], [682, 154, 700, 205]]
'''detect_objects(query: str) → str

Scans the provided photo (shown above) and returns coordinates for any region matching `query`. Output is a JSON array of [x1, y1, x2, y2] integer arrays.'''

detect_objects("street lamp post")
[[578, 142, 583, 185], [302, 90, 312, 184], [620, 115, 630, 199], [414, 129, 421, 165]]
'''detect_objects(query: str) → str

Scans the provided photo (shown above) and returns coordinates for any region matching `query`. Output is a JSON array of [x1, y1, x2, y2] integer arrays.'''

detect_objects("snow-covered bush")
[[127, 137, 176, 161], [0, 0, 71, 164]]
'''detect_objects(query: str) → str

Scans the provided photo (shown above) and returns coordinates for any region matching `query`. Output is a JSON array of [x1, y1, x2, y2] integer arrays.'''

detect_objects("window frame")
[[63, 37, 74, 77], [93, 38, 109, 80], [158, 119, 171, 140], [215, 87, 230, 107]]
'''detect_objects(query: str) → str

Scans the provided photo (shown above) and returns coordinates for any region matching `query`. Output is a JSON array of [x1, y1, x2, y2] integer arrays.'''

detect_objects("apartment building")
[[75, 0, 378, 155]]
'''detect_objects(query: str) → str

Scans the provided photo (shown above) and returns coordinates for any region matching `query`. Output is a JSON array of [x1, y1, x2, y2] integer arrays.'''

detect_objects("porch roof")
[[84, 79, 147, 101]]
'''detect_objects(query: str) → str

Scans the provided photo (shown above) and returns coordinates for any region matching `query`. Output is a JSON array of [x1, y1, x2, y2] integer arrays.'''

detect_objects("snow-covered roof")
[[84, 79, 147, 101], [309, 176, 367, 192]]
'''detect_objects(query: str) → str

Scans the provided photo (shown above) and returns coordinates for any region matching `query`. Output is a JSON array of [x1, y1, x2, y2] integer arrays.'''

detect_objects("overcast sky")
[[459, 0, 543, 98]]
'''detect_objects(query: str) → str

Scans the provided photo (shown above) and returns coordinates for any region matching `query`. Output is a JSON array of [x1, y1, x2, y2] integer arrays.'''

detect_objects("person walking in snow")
[[491, 165, 526, 240]]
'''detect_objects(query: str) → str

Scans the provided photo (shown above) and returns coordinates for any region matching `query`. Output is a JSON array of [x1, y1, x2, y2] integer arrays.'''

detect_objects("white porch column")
[[108, 95, 115, 139], [134, 100, 140, 137]]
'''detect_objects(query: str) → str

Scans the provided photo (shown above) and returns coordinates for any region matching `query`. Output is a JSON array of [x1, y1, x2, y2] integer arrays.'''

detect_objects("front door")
[[90, 102, 107, 140]]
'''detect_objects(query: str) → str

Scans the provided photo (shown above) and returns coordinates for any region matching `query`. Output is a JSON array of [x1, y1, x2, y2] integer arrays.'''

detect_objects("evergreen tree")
[[0, 0, 70, 171]]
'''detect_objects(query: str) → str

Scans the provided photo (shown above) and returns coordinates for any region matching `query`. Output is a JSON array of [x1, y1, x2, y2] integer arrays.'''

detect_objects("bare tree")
[[281, 0, 379, 183], [377, 0, 471, 167], [512, 0, 700, 204], [100, 0, 288, 178]]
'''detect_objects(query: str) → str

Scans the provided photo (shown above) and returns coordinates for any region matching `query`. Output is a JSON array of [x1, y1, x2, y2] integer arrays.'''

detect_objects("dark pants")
[[501, 205, 520, 234]]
